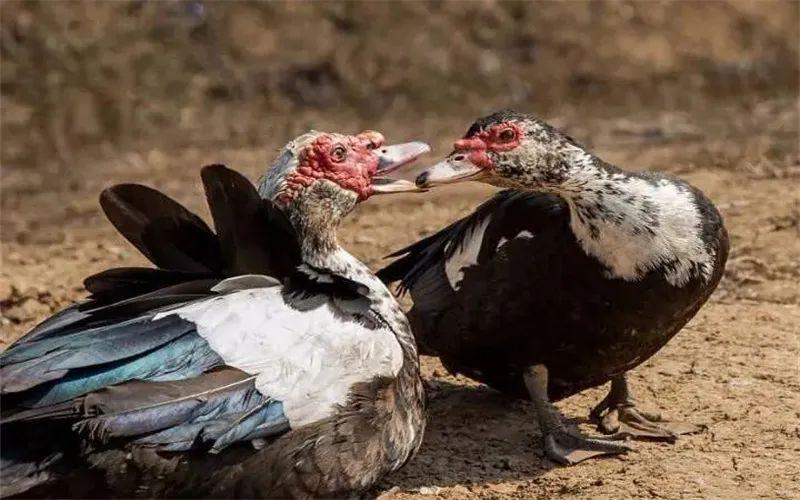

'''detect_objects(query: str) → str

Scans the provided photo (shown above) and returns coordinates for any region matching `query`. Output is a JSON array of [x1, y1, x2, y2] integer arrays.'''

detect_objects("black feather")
[[283, 264, 373, 320], [16, 279, 218, 347], [83, 267, 214, 303], [100, 184, 223, 273], [377, 190, 548, 293], [16, 306, 91, 346], [201, 164, 301, 279]]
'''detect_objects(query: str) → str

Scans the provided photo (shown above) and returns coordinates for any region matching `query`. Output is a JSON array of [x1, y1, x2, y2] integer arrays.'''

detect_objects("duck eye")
[[498, 128, 516, 143], [331, 145, 347, 162]]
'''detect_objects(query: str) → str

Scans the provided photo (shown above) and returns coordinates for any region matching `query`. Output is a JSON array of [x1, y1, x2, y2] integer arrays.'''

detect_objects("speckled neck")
[[282, 181, 358, 267], [516, 145, 716, 286]]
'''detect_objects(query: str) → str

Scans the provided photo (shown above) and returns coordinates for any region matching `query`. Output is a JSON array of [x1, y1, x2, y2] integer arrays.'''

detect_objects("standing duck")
[[378, 110, 728, 465], [1, 131, 430, 498]]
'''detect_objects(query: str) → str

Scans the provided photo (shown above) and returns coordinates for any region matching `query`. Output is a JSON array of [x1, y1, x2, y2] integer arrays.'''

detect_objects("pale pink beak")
[[372, 141, 431, 195], [416, 155, 488, 188]]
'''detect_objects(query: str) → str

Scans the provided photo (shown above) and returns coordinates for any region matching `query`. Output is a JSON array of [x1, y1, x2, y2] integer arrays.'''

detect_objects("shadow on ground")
[[377, 379, 621, 495]]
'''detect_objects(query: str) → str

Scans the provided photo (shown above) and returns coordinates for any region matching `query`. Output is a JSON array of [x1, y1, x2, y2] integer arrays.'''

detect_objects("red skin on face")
[[453, 121, 523, 169], [279, 131, 385, 204]]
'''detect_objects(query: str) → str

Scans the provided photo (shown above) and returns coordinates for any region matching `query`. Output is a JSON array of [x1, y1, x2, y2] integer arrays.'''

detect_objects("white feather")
[[495, 230, 534, 251], [154, 287, 403, 427], [444, 215, 492, 290], [564, 156, 714, 286]]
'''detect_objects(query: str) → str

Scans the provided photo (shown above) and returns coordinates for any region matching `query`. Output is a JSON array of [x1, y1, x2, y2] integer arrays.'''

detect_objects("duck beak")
[[415, 157, 488, 188], [372, 141, 431, 195]]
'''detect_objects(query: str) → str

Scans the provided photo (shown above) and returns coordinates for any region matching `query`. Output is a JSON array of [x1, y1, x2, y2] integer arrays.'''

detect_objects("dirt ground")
[[2, 92, 799, 499]]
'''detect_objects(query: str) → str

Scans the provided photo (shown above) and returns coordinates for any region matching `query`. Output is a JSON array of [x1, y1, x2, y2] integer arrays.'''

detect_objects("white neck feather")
[[554, 147, 715, 286]]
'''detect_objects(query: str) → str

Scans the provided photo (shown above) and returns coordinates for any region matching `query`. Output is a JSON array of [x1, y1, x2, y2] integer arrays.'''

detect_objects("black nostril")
[[415, 171, 430, 187], [454, 155, 465, 161]]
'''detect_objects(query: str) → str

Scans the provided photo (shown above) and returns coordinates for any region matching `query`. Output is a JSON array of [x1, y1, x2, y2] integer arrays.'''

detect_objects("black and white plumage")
[[1, 131, 430, 498], [379, 110, 729, 465]]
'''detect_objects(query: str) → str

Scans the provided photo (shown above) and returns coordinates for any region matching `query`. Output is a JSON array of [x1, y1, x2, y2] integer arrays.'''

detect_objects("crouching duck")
[[1, 131, 430, 498], [379, 110, 728, 465]]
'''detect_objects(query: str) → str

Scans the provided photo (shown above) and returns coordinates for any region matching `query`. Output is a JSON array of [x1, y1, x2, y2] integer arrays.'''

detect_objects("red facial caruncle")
[[279, 131, 385, 204], [453, 121, 523, 169]]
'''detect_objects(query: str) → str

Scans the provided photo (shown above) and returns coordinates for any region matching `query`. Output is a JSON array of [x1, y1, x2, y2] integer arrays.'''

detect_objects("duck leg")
[[523, 365, 630, 465], [590, 373, 703, 441]]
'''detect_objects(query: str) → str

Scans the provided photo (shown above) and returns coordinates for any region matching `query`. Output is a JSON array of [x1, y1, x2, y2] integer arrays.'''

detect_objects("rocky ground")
[[2, 95, 799, 498]]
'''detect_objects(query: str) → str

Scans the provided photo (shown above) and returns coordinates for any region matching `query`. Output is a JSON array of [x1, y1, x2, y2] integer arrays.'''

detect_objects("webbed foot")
[[544, 427, 631, 465], [524, 364, 631, 466], [591, 374, 704, 442]]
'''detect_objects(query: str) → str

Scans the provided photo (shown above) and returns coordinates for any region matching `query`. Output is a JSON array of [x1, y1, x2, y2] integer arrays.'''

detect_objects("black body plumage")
[[381, 189, 728, 400]]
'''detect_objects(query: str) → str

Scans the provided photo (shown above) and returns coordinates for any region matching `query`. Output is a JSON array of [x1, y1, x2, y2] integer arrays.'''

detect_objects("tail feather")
[[99, 184, 222, 274], [200, 164, 301, 278]]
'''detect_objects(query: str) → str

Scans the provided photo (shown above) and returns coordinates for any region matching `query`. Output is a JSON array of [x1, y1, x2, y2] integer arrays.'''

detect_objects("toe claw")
[[599, 408, 621, 434]]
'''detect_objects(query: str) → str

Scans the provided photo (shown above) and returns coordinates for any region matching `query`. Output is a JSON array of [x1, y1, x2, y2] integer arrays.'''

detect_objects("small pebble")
[[417, 485, 442, 495]]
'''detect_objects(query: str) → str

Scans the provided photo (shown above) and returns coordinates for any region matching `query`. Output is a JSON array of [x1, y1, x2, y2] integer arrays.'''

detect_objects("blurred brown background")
[[2, 0, 797, 168], [2, 2, 800, 499]]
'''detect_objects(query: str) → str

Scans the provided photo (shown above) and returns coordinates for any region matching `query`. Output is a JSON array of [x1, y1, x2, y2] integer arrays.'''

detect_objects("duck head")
[[261, 130, 428, 204], [259, 130, 429, 252], [416, 109, 582, 192]]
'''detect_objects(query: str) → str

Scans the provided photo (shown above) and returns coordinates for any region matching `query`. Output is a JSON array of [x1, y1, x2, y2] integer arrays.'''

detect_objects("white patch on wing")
[[210, 275, 281, 293], [444, 215, 492, 290], [566, 163, 714, 286], [154, 287, 403, 427], [495, 230, 534, 251]]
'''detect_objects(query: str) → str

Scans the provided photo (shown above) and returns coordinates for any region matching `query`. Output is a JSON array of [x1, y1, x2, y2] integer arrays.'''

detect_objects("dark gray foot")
[[591, 374, 704, 442], [544, 427, 631, 465], [524, 365, 630, 466]]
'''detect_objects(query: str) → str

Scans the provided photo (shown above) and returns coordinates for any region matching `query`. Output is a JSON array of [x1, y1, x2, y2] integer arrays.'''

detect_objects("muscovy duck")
[[1, 130, 430, 498], [378, 110, 729, 465]]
